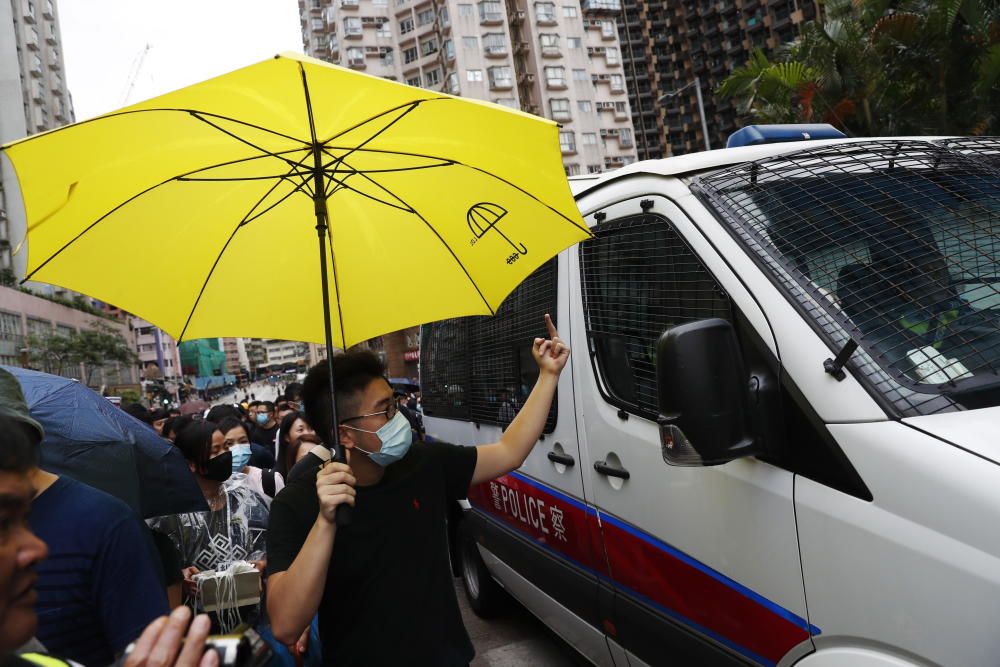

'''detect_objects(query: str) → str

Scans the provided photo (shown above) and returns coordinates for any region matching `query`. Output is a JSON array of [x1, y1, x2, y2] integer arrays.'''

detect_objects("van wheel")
[[459, 520, 507, 618]]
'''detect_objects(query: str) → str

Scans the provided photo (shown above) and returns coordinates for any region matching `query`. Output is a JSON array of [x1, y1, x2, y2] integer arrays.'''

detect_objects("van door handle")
[[547, 451, 575, 467], [594, 461, 630, 480]]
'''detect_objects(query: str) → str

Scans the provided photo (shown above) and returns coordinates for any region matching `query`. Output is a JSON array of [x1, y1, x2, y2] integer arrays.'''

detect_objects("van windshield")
[[694, 140, 1000, 416]]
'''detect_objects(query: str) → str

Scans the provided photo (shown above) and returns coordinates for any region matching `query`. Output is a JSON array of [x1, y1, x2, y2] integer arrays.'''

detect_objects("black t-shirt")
[[251, 423, 279, 455], [267, 441, 478, 667]]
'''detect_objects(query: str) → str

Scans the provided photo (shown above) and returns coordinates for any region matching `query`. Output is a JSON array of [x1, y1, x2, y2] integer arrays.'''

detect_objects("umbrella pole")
[[312, 148, 352, 526]]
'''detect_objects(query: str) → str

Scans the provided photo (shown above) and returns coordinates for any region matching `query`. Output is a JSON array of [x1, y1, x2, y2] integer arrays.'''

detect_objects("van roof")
[[568, 136, 955, 198]]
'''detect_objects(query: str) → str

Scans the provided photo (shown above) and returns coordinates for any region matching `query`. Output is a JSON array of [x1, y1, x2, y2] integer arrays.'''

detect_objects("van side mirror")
[[656, 318, 760, 466]]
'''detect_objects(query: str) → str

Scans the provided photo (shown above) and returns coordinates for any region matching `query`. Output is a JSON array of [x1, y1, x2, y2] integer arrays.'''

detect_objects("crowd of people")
[[0, 315, 569, 667]]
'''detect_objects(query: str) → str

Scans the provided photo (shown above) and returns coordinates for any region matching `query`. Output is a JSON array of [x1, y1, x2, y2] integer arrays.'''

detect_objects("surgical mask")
[[230, 444, 252, 473], [203, 451, 233, 482], [346, 411, 413, 467], [255, 413, 269, 425]]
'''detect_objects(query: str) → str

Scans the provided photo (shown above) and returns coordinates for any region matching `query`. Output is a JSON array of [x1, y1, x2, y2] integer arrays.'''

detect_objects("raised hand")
[[532, 313, 570, 377]]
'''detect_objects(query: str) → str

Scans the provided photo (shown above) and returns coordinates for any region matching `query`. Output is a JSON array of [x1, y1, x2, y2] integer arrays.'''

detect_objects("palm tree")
[[719, 0, 1000, 135]]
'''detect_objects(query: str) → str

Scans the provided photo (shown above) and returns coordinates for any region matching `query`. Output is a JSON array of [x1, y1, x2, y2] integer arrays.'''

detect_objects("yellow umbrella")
[[1, 52, 589, 484]]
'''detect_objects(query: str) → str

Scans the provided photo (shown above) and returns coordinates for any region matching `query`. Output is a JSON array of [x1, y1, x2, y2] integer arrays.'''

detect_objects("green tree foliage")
[[27, 320, 137, 386], [719, 0, 1000, 135]]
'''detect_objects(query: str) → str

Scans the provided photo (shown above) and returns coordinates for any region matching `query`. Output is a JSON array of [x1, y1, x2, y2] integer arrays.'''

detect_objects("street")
[[456, 579, 587, 667]]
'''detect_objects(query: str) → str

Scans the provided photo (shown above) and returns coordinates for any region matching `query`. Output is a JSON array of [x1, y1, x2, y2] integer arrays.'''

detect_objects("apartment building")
[[1, 0, 74, 280], [300, 0, 638, 174], [623, 0, 820, 158]]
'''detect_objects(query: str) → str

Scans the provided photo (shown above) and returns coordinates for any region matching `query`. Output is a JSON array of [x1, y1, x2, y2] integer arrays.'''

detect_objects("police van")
[[419, 127, 1000, 666]]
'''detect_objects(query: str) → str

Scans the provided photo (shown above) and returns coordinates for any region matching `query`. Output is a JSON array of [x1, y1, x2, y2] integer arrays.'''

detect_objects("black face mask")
[[203, 451, 233, 482]]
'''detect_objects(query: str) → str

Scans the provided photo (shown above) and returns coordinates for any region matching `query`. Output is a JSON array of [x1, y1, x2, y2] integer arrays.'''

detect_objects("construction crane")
[[120, 43, 151, 106]]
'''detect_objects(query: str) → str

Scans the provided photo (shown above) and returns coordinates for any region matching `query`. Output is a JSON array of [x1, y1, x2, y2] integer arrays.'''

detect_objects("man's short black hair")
[[258, 400, 275, 412], [283, 382, 303, 401], [122, 402, 151, 424], [0, 416, 39, 473], [206, 404, 242, 424], [150, 408, 170, 422], [303, 351, 386, 441], [163, 414, 196, 441]]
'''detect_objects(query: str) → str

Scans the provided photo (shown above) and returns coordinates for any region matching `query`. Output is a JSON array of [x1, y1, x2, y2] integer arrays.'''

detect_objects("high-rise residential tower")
[[622, 0, 820, 158], [300, 0, 638, 175], [1, 0, 74, 280]]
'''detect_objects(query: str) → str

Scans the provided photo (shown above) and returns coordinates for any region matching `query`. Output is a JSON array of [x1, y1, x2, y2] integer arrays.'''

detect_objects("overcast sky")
[[58, 1, 304, 120]]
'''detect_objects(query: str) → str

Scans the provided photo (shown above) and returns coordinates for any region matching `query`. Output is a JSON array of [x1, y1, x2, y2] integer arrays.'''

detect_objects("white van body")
[[420, 137, 1000, 666]]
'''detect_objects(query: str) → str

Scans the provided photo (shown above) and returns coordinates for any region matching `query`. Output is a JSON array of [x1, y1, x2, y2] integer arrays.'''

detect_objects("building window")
[[549, 97, 571, 121], [377, 21, 392, 36], [467, 69, 483, 82], [483, 32, 506, 55], [403, 45, 419, 63], [399, 16, 414, 33], [425, 68, 441, 85], [579, 214, 731, 418], [373, 0, 388, 6], [535, 1, 556, 21], [443, 39, 455, 59], [563, 4, 578, 16], [417, 7, 435, 24], [347, 47, 364, 66], [488, 66, 513, 88], [440, 6, 450, 25], [566, 163, 581, 176], [606, 46, 619, 65], [559, 130, 576, 153], [420, 37, 438, 56], [539, 33, 560, 55], [447, 72, 460, 93], [614, 100, 627, 112], [618, 127, 633, 147], [462, 36, 478, 49], [601, 19, 616, 37], [578, 100, 592, 112], [587, 163, 602, 174], [494, 97, 518, 108], [458, 3, 474, 15], [610, 73, 624, 91], [544, 66, 566, 87], [582, 132, 597, 145], [567, 36, 582, 49], [479, 0, 503, 21], [381, 48, 395, 65], [344, 16, 362, 34], [407, 75, 422, 86]]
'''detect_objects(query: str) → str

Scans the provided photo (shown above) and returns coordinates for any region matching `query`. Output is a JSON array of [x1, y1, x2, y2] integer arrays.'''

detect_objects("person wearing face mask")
[[265, 315, 570, 667], [249, 401, 279, 458], [217, 417, 284, 503], [148, 421, 270, 632]]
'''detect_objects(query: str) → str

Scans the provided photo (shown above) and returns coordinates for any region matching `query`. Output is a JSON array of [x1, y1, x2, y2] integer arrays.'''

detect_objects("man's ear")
[[337, 424, 356, 449]]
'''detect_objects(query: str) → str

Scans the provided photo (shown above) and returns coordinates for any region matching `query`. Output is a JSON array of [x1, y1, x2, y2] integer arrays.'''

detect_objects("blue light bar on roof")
[[726, 124, 847, 149]]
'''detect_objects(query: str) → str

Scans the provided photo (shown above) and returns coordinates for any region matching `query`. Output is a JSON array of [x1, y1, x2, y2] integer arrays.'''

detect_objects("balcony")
[[25, 30, 39, 50], [541, 45, 561, 57], [42, 0, 53, 19], [341, 0, 360, 7], [536, 12, 557, 24], [484, 42, 508, 57], [44, 27, 56, 44], [545, 76, 568, 89], [489, 77, 514, 90], [479, 2, 505, 24], [22, 0, 35, 23], [581, 0, 621, 12], [348, 57, 366, 69]]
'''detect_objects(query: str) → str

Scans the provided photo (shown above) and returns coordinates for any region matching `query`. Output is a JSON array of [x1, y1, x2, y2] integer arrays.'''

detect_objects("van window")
[[694, 140, 1000, 415], [580, 213, 731, 420], [420, 259, 559, 431]]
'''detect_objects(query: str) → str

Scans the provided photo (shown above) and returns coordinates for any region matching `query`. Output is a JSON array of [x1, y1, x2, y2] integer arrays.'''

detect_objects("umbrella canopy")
[[2, 52, 590, 348], [3, 366, 208, 518]]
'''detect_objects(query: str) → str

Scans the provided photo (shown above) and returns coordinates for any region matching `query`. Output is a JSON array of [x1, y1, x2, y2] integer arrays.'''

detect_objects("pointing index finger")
[[544, 313, 559, 340]]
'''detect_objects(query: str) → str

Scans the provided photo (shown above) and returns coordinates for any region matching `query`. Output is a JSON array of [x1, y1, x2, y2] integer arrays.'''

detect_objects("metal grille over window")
[[420, 318, 470, 419], [579, 214, 731, 420], [420, 260, 558, 430], [937, 137, 1000, 170], [693, 140, 1000, 416]]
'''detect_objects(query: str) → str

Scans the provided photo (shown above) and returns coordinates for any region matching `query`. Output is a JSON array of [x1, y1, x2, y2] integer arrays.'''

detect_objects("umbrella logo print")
[[467, 202, 528, 264]]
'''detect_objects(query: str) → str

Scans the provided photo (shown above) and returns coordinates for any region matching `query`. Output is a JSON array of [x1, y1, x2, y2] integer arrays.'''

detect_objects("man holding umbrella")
[[265, 315, 568, 666]]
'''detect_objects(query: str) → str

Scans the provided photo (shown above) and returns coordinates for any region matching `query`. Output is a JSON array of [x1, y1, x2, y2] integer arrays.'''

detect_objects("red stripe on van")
[[470, 475, 810, 665]]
